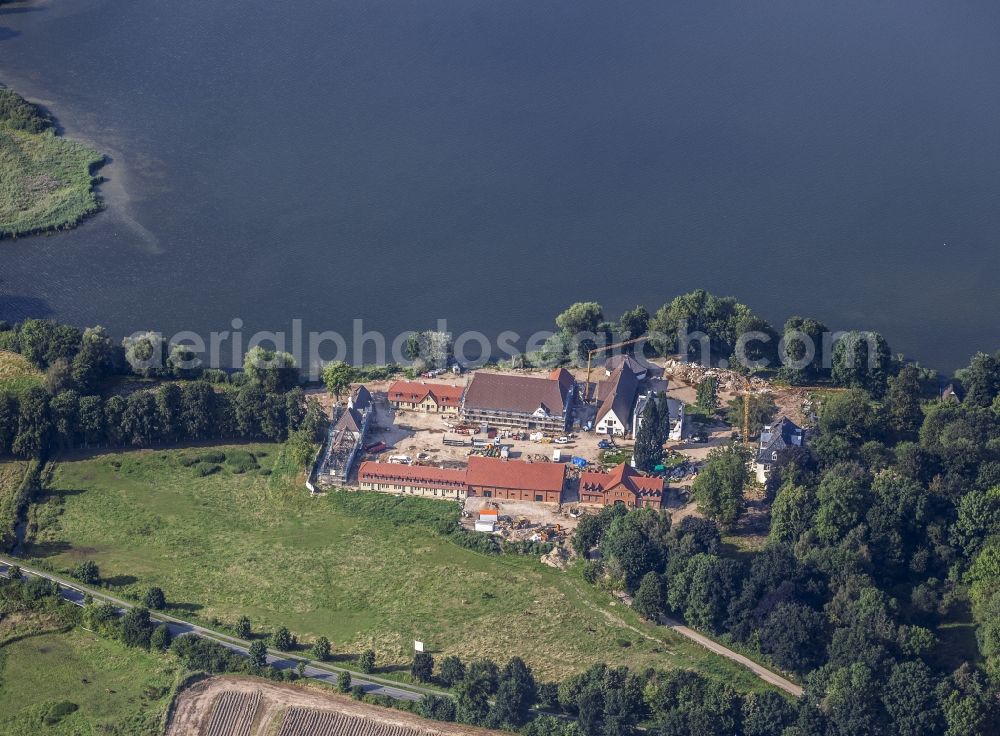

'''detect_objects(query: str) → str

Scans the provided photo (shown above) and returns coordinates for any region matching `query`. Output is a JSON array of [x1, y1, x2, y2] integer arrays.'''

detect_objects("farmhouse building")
[[632, 393, 685, 442], [461, 369, 575, 432], [604, 354, 648, 381], [387, 380, 463, 414], [357, 462, 469, 499], [315, 385, 374, 486], [355, 457, 566, 504], [578, 463, 664, 509], [754, 416, 805, 483], [595, 364, 640, 437], [465, 456, 566, 503]]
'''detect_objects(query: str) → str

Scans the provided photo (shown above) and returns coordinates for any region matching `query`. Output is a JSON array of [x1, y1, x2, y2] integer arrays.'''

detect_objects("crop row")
[[205, 690, 262, 736], [278, 708, 425, 736]]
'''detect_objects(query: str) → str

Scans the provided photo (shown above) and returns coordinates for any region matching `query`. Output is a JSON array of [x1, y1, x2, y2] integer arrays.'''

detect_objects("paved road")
[[0, 556, 437, 703], [658, 614, 804, 697]]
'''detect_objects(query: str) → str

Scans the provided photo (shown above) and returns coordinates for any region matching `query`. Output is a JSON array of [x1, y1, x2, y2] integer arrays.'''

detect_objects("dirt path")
[[167, 676, 504, 736], [657, 615, 804, 697]]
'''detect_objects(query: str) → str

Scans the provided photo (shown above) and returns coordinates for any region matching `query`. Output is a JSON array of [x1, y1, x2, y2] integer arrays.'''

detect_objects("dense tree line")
[[542, 292, 898, 394], [567, 351, 1000, 736], [0, 319, 326, 461]]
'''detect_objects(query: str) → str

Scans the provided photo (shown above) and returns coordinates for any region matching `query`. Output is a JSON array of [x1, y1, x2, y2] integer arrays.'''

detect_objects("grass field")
[[0, 350, 42, 397], [0, 628, 178, 734], [0, 128, 103, 238], [24, 444, 766, 688]]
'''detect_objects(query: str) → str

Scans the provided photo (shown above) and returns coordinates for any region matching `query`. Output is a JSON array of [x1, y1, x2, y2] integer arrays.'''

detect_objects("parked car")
[[555, 436, 570, 444], [364, 441, 387, 454], [598, 439, 616, 449]]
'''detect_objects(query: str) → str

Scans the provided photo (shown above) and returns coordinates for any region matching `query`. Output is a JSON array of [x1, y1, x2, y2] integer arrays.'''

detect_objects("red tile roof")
[[579, 463, 664, 498], [358, 461, 468, 490], [466, 456, 566, 492], [387, 380, 464, 408]]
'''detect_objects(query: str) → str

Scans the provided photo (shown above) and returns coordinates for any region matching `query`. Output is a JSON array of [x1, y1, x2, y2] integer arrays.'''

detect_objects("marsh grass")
[[0, 87, 104, 238]]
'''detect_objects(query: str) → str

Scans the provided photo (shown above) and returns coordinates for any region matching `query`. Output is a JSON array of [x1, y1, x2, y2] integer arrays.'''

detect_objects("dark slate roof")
[[596, 365, 640, 425], [334, 407, 364, 434], [604, 355, 647, 376], [463, 372, 570, 417], [757, 417, 804, 464], [350, 385, 373, 413]]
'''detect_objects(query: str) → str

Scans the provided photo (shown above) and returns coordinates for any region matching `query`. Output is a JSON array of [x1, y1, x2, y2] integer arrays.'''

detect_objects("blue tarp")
[[571, 457, 588, 468]]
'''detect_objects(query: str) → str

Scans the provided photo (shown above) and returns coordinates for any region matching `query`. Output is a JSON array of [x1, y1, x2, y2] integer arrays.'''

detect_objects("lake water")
[[2, 0, 1000, 372]]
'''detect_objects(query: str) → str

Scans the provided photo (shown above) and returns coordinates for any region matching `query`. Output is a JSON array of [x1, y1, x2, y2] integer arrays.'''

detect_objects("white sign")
[[414, 640, 424, 652]]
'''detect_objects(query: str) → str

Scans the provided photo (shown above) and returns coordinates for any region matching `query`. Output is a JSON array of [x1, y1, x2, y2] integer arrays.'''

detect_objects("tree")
[[143, 586, 166, 610], [248, 640, 267, 669], [122, 332, 167, 378], [831, 331, 893, 398], [235, 616, 252, 639], [73, 560, 100, 585], [819, 388, 881, 446], [556, 302, 604, 336], [814, 463, 870, 544], [359, 648, 376, 673], [150, 623, 172, 651], [78, 395, 104, 446], [438, 655, 466, 687], [882, 660, 943, 736], [602, 508, 671, 593], [742, 691, 795, 736], [632, 394, 664, 472], [958, 351, 1000, 408], [885, 364, 924, 436], [155, 383, 182, 443], [337, 669, 352, 693], [121, 607, 153, 648], [632, 571, 664, 620], [780, 316, 829, 383], [322, 360, 356, 400], [768, 481, 817, 545], [411, 651, 434, 682], [725, 393, 775, 439], [71, 326, 114, 392], [243, 346, 299, 393], [123, 390, 160, 446], [311, 635, 331, 661], [488, 657, 537, 728], [12, 387, 51, 458], [270, 626, 295, 651], [420, 694, 457, 722], [49, 389, 80, 450], [457, 662, 495, 725], [691, 445, 749, 529], [695, 377, 718, 414], [759, 602, 827, 674], [167, 342, 203, 379], [618, 305, 649, 340], [44, 358, 73, 394]]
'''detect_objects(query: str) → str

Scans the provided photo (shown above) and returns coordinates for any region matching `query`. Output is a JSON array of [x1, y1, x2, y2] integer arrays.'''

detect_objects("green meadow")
[[24, 444, 766, 688]]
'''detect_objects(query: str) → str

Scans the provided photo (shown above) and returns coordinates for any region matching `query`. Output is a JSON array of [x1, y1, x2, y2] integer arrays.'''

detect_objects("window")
[[535, 494, 543, 502]]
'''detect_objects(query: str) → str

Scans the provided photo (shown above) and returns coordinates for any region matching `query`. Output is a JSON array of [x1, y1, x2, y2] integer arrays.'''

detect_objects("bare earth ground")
[[167, 676, 503, 736]]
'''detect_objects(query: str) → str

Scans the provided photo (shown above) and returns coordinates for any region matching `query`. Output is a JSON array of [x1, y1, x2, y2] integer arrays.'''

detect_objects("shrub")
[[226, 451, 259, 474], [197, 451, 226, 464], [42, 701, 78, 726], [194, 463, 222, 477]]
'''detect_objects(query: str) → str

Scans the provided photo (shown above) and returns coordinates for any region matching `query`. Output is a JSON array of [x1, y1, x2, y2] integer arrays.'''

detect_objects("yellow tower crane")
[[585, 335, 650, 399]]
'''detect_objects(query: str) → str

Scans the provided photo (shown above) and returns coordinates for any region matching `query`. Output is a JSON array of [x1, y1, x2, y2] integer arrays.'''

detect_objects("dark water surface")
[[2, 0, 1000, 371]]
